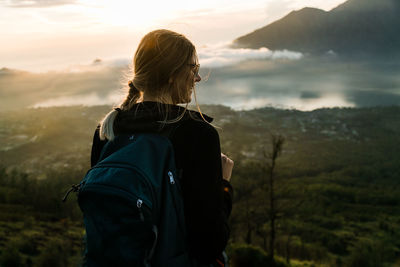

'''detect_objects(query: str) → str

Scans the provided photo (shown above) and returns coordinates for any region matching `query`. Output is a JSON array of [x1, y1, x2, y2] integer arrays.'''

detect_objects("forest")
[[0, 104, 399, 266]]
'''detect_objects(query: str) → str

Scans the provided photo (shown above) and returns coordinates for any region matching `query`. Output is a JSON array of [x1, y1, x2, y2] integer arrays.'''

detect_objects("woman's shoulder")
[[174, 113, 219, 142], [183, 108, 215, 129], [181, 116, 216, 133]]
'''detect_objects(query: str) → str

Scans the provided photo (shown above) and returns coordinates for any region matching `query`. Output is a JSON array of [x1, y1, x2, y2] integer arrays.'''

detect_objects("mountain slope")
[[234, 0, 400, 56]]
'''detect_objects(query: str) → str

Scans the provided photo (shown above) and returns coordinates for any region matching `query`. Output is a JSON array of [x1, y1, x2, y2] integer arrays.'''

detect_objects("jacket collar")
[[114, 101, 213, 134]]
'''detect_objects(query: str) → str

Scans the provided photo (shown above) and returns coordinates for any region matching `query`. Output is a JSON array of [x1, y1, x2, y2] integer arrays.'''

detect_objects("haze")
[[1, 0, 399, 111], [1, 0, 345, 71]]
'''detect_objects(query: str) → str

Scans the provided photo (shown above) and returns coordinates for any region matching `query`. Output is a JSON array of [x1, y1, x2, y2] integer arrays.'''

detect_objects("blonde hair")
[[100, 29, 205, 140]]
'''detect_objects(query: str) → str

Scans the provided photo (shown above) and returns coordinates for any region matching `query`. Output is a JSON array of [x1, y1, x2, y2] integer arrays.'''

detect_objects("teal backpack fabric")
[[77, 133, 190, 266]]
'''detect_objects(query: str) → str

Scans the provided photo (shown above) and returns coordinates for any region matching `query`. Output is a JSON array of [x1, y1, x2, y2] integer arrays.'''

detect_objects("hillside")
[[1, 105, 399, 174], [234, 0, 400, 57], [0, 105, 400, 265]]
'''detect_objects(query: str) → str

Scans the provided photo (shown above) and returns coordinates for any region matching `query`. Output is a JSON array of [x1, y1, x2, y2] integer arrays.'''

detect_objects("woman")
[[90, 29, 234, 265]]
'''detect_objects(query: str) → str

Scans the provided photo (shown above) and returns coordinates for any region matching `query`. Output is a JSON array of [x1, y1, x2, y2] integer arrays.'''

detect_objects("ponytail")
[[99, 108, 120, 141], [99, 80, 141, 141], [120, 81, 141, 110]]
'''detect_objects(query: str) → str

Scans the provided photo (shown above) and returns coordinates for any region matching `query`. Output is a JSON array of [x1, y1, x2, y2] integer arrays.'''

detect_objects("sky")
[[0, 0, 346, 72]]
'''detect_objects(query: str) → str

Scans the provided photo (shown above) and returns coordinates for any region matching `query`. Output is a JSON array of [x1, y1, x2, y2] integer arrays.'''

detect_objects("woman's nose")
[[195, 73, 201, 82]]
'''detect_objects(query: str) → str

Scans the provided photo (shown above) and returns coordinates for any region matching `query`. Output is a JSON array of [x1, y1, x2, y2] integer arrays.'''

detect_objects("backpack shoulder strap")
[[98, 134, 136, 162], [98, 117, 187, 164]]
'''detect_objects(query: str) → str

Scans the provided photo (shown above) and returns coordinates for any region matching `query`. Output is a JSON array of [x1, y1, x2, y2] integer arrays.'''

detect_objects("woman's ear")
[[169, 77, 174, 84]]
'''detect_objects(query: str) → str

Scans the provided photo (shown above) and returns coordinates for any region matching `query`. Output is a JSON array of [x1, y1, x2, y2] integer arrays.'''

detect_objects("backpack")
[[66, 133, 191, 266]]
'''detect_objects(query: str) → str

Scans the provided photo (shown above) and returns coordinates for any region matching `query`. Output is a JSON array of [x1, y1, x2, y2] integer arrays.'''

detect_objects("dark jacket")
[[90, 101, 233, 264]]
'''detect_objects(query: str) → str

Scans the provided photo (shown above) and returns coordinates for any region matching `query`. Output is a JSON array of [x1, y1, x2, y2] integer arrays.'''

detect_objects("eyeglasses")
[[188, 63, 200, 76]]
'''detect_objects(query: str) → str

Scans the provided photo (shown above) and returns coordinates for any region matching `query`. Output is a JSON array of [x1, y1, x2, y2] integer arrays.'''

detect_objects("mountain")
[[233, 0, 400, 57]]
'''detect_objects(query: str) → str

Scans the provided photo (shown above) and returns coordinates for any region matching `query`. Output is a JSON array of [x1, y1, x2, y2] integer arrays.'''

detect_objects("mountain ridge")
[[234, 0, 400, 57]]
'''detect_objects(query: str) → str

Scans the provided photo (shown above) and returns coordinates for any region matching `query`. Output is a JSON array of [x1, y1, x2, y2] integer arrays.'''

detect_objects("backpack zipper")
[[168, 171, 175, 184], [79, 183, 151, 222], [62, 181, 85, 202], [79, 183, 151, 208], [137, 198, 145, 221], [89, 162, 157, 210]]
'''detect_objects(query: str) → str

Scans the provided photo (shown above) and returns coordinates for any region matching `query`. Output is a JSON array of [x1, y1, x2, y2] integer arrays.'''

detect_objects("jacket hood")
[[113, 101, 213, 134]]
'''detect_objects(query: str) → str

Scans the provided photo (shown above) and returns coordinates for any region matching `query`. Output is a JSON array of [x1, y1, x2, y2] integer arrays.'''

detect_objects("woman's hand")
[[221, 153, 234, 182]]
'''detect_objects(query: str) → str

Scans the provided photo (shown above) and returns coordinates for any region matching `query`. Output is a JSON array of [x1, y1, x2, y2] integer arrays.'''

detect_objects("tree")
[[260, 134, 305, 265], [263, 134, 285, 266]]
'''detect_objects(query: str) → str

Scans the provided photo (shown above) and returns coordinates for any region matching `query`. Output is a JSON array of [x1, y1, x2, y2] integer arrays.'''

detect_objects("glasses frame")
[[188, 63, 200, 77]]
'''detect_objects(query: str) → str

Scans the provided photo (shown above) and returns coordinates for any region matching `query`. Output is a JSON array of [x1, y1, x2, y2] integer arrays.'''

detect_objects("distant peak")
[[234, 0, 400, 56], [295, 7, 326, 13], [0, 67, 14, 74], [285, 7, 326, 18]]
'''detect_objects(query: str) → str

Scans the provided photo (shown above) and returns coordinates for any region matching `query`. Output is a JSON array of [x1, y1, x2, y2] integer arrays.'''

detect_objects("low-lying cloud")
[[2, 46, 399, 112], [32, 92, 124, 108], [197, 44, 303, 68], [71, 44, 304, 72], [81, 45, 303, 71], [4, 44, 303, 73]]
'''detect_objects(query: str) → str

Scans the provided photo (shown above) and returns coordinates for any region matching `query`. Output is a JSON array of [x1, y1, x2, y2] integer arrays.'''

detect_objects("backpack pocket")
[[79, 184, 155, 266]]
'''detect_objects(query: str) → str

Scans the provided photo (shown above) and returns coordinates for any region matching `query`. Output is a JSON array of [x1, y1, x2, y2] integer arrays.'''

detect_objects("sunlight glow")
[[77, 0, 258, 28], [81, 0, 171, 27], [0, 0, 347, 71]]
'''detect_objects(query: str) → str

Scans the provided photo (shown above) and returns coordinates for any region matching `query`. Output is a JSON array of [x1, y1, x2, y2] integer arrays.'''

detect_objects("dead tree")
[[261, 134, 306, 266], [264, 134, 285, 266]]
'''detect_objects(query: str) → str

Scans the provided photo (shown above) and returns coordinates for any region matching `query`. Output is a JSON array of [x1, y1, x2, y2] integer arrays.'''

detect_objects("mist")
[[197, 44, 303, 68], [1, 54, 399, 111], [194, 56, 400, 110]]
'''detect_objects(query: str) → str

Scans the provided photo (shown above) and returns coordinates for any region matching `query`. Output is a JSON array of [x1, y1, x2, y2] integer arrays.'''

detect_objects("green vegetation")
[[0, 167, 84, 266], [0, 105, 400, 266]]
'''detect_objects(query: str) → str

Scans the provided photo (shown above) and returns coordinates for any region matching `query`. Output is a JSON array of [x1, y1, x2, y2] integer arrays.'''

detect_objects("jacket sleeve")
[[180, 123, 233, 263]]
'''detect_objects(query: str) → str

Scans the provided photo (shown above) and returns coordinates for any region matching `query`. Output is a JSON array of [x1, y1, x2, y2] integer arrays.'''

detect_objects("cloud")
[[62, 58, 130, 73], [345, 90, 400, 108], [31, 92, 124, 108], [4, 0, 77, 8], [226, 97, 276, 111], [300, 91, 321, 99], [60, 45, 303, 72], [66, 45, 303, 72], [197, 44, 303, 68]]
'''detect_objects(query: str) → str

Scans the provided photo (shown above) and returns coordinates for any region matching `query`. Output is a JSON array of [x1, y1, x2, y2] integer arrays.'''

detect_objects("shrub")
[[16, 235, 40, 255], [0, 242, 23, 267], [228, 243, 281, 267], [34, 238, 72, 267], [345, 239, 396, 267]]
